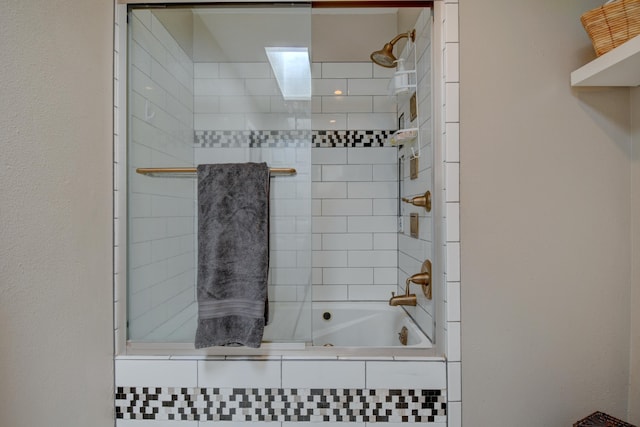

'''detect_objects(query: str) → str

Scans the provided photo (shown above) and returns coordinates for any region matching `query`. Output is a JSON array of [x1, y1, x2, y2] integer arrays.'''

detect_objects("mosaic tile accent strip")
[[194, 130, 393, 148], [115, 387, 446, 423]]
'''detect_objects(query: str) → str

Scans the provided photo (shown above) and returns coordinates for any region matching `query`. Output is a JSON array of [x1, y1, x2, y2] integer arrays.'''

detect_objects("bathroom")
[[114, 1, 460, 425], [9, 0, 640, 425]]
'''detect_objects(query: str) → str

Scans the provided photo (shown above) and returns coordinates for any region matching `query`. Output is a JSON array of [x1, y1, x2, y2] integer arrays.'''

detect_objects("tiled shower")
[[114, 2, 462, 426]]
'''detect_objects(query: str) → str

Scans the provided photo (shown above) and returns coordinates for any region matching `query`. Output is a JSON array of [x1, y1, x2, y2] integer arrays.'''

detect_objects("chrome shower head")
[[370, 29, 416, 68]]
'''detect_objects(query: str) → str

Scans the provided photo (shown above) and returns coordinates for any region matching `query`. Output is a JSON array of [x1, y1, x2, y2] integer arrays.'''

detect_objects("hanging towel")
[[195, 163, 270, 349]]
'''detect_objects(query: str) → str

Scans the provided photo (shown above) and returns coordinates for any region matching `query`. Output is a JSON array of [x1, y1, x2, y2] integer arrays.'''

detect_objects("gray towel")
[[195, 163, 270, 349]]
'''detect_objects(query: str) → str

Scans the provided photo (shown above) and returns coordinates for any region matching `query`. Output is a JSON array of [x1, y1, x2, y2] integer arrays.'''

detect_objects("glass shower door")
[[126, 4, 312, 345]]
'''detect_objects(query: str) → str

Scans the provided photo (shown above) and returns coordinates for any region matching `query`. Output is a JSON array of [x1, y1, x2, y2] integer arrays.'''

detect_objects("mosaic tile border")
[[194, 130, 393, 148], [115, 387, 446, 423]]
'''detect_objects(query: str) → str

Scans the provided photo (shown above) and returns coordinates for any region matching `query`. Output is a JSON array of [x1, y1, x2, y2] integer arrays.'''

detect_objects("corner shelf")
[[571, 34, 640, 87], [388, 70, 417, 96], [389, 128, 418, 146]]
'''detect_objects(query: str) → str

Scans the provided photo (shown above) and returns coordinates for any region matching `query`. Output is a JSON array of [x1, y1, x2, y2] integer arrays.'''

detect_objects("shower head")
[[370, 29, 416, 68]]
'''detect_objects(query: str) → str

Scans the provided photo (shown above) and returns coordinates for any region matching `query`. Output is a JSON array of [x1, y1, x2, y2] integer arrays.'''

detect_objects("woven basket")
[[581, 0, 640, 56]]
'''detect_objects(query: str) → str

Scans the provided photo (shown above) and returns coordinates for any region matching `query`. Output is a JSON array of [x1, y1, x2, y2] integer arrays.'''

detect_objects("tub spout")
[[388, 287, 417, 306]]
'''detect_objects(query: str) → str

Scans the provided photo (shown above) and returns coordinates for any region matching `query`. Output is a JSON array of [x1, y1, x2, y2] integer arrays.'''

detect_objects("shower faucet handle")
[[401, 190, 431, 212], [405, 259, 433, 300], [406, 272, 430, 287]]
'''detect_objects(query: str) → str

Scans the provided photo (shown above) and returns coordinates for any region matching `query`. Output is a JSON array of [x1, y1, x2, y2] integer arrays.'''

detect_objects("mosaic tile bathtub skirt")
[[116, 387, 447, 423]]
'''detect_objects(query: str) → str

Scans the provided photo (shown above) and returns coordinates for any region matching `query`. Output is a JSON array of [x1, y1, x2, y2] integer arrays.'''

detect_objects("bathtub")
[[126, 301, 433, 356], [312, 302, 431, 348]]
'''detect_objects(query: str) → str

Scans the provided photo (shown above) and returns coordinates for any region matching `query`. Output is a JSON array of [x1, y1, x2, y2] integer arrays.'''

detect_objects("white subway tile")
[[347, 147, 397, 165], [322, 63, 372, 78], [446, 242, 460, 282], [311, 62, 322, 78], [282, 361, 365, 388], [194, 113, 245, 131], [373, 233, 397, 250], [322, 199, 372, 216], [194, 78, 244, 96], [348, 285, 395, 301], [448, 362, 461, 401], [373, 199, 397, 216], [311, 164, 322, 181], [313, 284, 348, 301], [322, 96, 372, 113], [448, 402, 462, 427], [115, 360, 196, 387], [198, 361, 281, 388], [194, 62, 219, 78], [246, 113, 296, 131], [349, 250, 397, 268], [322, 165, 372, 182], [445, 82, 459, 123], [312, 200, 322, 216], [374, 267, 397, 285], [322, 234, 373, 251], [313, 251, 348, 267], [347, 79, 388, 95], [312, 113, 347, 130], [347, 216, 397, 233], [245, 78, 280, 96], [313, 217, 347, 233], [373, 95, 397, 113], [373, 164, 398, 182], [444, 3, 459, 43], [445, 122, 460, 162], [366, 361, 446, 389], [219, 96, 270, 113], [347, 113, 396, 130], [444, 42, 460, 83], [312, 267, 323, 284], [447, 282, 461, 321], [312, 182, 347, 199], [194, 96, 220, 113], [312, 147, 347, 165], [447, 321, 461, 362], [373, 65, 396, 79], [446, 202, 460, 242], [313, 78, 347, 96], [219, 62, 271, 78], [445, 162, 459, 202], [322, 267, 373, 285], [348, 182, 397, 199]]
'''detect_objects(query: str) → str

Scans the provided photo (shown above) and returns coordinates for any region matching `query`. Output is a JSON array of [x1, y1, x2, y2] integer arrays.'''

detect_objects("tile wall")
[[126, 9, 196, 341], [438, 1, 462, 425], [396, 10, 435, 340], [115, 358, 447, 426], [113, 3, 459, 426]]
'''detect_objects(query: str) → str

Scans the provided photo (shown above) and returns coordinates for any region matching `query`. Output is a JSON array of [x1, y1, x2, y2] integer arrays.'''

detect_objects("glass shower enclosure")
[[126, 4, 312, 345]]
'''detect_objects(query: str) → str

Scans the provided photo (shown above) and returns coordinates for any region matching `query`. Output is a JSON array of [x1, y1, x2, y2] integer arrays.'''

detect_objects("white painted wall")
[[460, 0, 632, 424], [630, 87, 640, 424], [0, 0, 114, 425]]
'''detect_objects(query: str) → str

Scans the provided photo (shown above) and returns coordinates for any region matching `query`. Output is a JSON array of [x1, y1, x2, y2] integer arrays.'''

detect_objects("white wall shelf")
[[571, 34, 640, 87]]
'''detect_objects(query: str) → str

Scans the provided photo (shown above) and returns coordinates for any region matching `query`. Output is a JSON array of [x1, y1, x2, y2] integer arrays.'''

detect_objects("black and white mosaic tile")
[[115, 387, 446, 423], [194, 130, 393, 148]]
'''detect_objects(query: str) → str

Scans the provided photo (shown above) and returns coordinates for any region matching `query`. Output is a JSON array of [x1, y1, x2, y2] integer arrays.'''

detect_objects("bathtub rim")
[[123, 341, 441, 359]]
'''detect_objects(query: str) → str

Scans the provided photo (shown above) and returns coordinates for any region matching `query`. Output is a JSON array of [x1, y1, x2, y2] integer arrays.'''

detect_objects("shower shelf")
[[389, 128, 418, 146], [388, 70, 417, 96]]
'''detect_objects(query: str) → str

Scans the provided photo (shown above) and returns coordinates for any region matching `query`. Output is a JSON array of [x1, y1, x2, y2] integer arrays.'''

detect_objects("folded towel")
[[195, 163, 270, 349]]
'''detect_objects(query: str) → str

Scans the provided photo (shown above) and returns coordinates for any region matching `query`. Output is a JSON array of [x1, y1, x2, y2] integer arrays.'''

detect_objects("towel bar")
[[136, 167, 296, 177]]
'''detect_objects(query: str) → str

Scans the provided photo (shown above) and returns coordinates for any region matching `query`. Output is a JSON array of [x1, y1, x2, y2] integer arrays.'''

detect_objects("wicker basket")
[[581, 0, 640, 56]]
